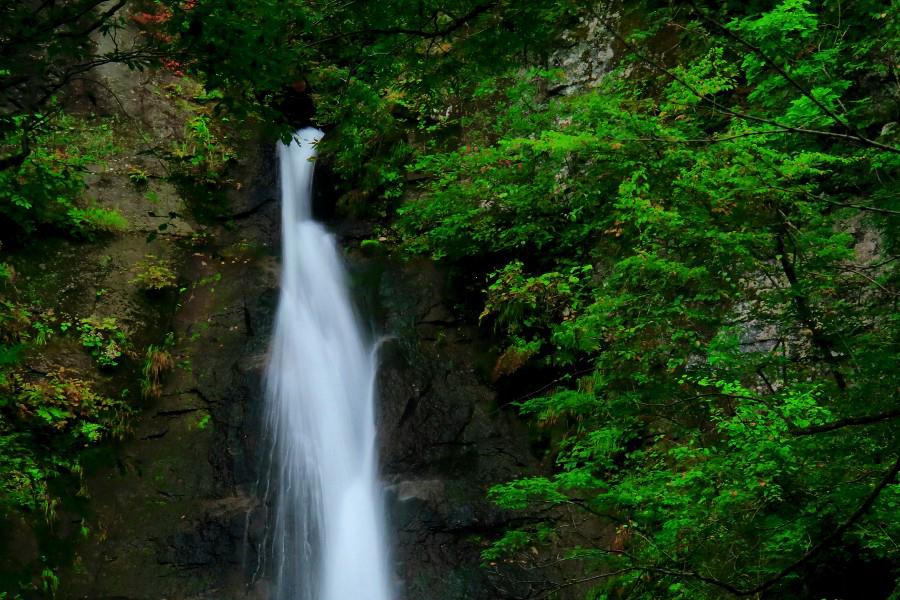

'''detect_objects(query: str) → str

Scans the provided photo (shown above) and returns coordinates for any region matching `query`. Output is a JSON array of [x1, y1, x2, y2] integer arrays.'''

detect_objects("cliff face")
[[57, 145, 280, 599], [35, 148, 552, 599], [0, 9, 281, 591]]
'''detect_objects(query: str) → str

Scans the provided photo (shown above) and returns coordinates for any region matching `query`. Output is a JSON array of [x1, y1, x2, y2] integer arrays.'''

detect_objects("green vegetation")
[[0, 114, 125, 236], [127, 167, 150, 187], [0, 304, 130, 518], [131, 255, 178, 292], [169, 115, 236, 185], [141, 335, 175, 400], [77, 317, 129, 368], [194, 412, 211, 431], [362, 2, 898, 597], [0, 2, 202, 595]]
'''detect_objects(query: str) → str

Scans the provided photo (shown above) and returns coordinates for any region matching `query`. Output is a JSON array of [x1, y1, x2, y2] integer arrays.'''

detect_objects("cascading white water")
[[263, 127, 392, 600]]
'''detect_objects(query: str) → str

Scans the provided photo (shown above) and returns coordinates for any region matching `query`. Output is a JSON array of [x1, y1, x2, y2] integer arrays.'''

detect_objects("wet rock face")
[[20, 163, 550, 600], [4, 135, 551, 600], [0, 199, 272, 598], [364, 258, 543, 600]]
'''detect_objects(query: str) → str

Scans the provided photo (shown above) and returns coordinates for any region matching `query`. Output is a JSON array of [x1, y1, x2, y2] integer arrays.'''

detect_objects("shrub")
[[0, 368, 130, 515], [0, 113, 119, 236], [66, 206, 128, 237], [141, 339, 175, 400], [127, 167, 150, 187], [77, 317, 129, 368], [130, 255, 177, 291]]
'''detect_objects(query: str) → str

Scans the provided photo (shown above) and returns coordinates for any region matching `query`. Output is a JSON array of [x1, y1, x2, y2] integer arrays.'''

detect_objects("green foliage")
[[13, 371, 127, 444], [0, 303, 130, 517], [194, 413, 211, 431], [0, 0, 161, 239], [480, 524, 556, 564], [0, 1, 185, 592], [0, 0, 896, 596], [157, 0, 582, 209], [0, 113, 122, 236], [169, 115, 236, 185], [0, 286, 134, 596], [77, 317, 129, 368], [66, 206, 128, 237], [127, 167, 150, 187], [141, 334, 175, 400], [39, 567, 58, 598], [130, 255, 178, 292]]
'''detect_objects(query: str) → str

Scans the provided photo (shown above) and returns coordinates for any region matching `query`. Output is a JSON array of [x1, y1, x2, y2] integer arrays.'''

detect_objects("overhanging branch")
[[367, 1, 498, 38], [594, 14, 900, 155], [790, 409, 900, 435]]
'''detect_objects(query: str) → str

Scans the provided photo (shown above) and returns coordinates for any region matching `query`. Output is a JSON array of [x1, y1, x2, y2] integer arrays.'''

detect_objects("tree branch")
[[365, 1, 498, 38], [58, 0, 128, 39], [0, 0, 108, 50], [818, 198, 900, 216], [594, 16, 900, 155], [684, 0, 856, 135], [790, 409, 900, 435], [776, 230, 847, 391], [643, 455, 900, 596], [311, 0, 499, 46], [744, 454, 900, 595], [216, 197, 276, 221], [761, 185, 900, 217]]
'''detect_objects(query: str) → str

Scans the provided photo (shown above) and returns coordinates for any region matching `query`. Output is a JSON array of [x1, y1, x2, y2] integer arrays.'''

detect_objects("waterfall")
[[263, 127, 392, 600]]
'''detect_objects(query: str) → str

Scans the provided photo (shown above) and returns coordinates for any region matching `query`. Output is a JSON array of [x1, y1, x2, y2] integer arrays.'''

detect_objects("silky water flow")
[[261, 128, 392, 600]]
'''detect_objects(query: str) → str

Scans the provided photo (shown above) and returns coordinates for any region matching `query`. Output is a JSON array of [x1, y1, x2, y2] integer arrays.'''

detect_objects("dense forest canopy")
[[1, 0, 898, 598]]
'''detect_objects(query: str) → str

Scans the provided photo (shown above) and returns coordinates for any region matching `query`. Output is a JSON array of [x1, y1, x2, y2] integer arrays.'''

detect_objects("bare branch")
[[58, 0, 128, 39], [776, 230, 847, 390], [311, 1, 499, 46], [818, 198, 900, 216], [684, 0, 856, 135], [790, 409, 900, 435], [366, 2, 498, 38]]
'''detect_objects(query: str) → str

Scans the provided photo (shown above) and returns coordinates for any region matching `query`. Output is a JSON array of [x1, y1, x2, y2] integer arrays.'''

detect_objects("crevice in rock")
[[140, 428, 169, 440], [398, 381, 430, 426], [155, 407, 201, 417]]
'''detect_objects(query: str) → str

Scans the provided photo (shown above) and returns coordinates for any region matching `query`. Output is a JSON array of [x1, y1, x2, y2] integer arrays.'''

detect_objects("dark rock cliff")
[[368, 255, 543, 600]]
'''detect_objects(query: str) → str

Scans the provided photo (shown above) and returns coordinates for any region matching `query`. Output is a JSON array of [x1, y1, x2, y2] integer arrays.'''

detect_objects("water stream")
[[263, 127, 392, 600]]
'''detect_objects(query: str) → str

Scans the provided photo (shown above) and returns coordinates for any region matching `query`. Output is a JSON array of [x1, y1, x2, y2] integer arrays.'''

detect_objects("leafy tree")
[[389, 1, 899, 597], [157, 0, 588, 205]]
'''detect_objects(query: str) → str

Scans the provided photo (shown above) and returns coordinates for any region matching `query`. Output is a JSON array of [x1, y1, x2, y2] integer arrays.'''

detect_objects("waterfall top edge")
[[292, 126, 325, 149]]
